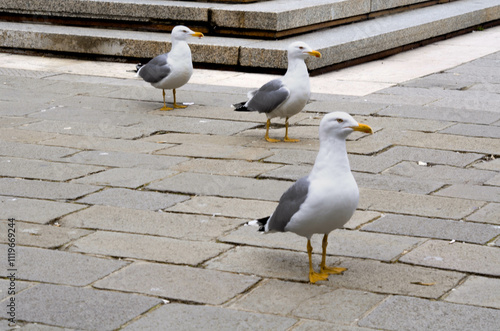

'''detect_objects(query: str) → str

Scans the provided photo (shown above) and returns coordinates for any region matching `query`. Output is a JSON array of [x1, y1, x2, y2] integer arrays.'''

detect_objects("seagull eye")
[[336, 118, 344, 123], [299, 46, 304, 49]]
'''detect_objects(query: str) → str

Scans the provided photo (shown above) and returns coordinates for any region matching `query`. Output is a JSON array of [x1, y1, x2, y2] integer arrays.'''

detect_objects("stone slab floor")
[[0, 28, 500, 330]]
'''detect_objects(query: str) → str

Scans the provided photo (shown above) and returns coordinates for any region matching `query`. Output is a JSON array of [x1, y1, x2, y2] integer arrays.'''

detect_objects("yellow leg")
[[265, 119, 280, 143], [320, 234, 347, 275], [307, 239, 329, 284], [160, 89, 173, 111], [284, 117, 299, 142], [173, 89, 187, 109]]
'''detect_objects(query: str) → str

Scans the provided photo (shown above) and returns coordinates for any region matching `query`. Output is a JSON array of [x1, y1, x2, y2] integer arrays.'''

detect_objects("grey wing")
[[267, 176, 310, 232], [138, 54, 171, 83], [246, 79, 290, 114]]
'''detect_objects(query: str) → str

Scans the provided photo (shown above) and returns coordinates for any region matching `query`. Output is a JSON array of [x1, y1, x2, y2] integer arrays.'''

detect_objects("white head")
[[287, 41, 322, 60], [171, 25, 204, 41], [319, 112, 373, 141]]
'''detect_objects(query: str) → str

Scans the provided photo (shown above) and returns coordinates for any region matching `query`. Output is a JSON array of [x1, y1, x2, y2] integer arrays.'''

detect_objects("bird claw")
[[309, 271, 329, 284], [320, 266, 347, 275]]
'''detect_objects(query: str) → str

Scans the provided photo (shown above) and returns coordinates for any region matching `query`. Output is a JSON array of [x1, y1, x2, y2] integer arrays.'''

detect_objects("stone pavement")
[[0, 27, 500, 330]]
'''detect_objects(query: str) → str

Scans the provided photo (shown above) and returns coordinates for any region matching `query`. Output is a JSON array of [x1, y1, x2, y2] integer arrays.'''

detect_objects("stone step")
[[0, 0, 499, 74], [0, 0, 462, 38]]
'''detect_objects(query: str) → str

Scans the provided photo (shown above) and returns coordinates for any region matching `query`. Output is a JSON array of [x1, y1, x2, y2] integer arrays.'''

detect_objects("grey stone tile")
[[41, 134, 168, 153], [261, 164, 310, 181], [466, 203, 500, 225], [473, 158, 500, 171], [166, 195, 277, 219], [292, 320, 373, 331], [147, 172, 292, 201], [68, 231, 232, 265], [72, 167, 176, 188], [0, 196, 85, 224], [0, 279, 33, 300], [0, 178, 102, 200], [140, 132, 256, 147], [232, 280, 385, 324], [0, 220, 92, 248], [0, 116, 39, 128], [444, 276, 500, 309], [379, 145, 483, 167], [123, 303, 296, 331], [59, 205, 243, 241], [0, 245, 128, 286], [486, 173, 500, 186], [0, 140, 77, 161], [15, 283, 161, 330], [440, 123, 500, 138], [263, 148, 317, 165], [155, 143, 273, 161], [95, 261, 260, 305], [343, 210, 382, 230], [359, 188, 485, 219], [77, 187, 189, 210], [434, 184, 500, 202], [0, 156, 105, 181], [324, 258, 465, 299], [400, 240, 500, 276], [171, 158, 282, 177], [362, 214, 500, 244], [349, 153, 399, 174], [63, 150, 188, 170], [0, 127, 58, 144], [354, 172, 444, 194], [359, 295, 500, 331], [386, 162, 497, 185]]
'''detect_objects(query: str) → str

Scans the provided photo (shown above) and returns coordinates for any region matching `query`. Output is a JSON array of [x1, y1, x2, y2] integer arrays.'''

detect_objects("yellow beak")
[[191, 32, 204, 38], [352, 123, 373, 134], [308, 50, 322, 58]]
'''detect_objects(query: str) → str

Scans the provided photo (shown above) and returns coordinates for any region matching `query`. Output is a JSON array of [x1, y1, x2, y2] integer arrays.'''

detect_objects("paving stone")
[[263, 148, 318, 165], [72, 167, 176, 188], [59, 205, 243, 241], [466, 203, 500, 225], [15, 283, 161, 330], [0, 279, 32, 301], [171, 158, 282, 177], [349, 154, 399, 174], [0, 196, 85, 224], [0, 115, 39, 128], [0, 178, 102, 200], [123, 303, 296, 331], [359, 295, 500, 331], [473, 158, 500, 171], [379, 145, 483, 167], [0, 321, 75, 330], [0, 139, 78, 160], [94, 261, 260, 305], [0, 244, 128, 286], [444, 276, 500, 309], [140, 132, 257, 147], [77, 187, 188, 210], [0, 220, 92, 248], [434, 184, 500, 202], [206, 246, 328, 282], [400, 240, 500, 276], [68, 231, 232, 265], [41, 133, 169, 153], [261, 164, 310, 181], [362, 213, 500, 244], [440, 123, 500, 138], [232, 280, 385, 324], [166, 195, 277, 219], [292, 320, 374, 331], [147, 172, 292, 201], [0, 156, 106, 181], [238, 125, 323, 142], [343, 210, 382, 230], [63, 150, 188, 170], [359, 188, 485, 219], [155, 143, 273, 161], [19, 119, 150, 139], [386, 162, 496, 185], [354, 172, 444, 194], [486, 173, 500, 186]]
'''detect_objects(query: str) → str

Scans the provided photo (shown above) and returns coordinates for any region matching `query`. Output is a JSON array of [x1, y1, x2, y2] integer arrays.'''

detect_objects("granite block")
[[0, 196, 85, 224], [379, 145, 483, 167], [123, 303, 296, 331], [400, 240, 500, 276], [379, 105, 500, 124], [68, 231, 232, 265], [72, 167, 176, 188], [434, 184, 500, 202], [440, 123, 500, 139], [473, 158, 500, 171], [354, 172, 444, 194], [155, 143, 273, 161], [466, 203, 500, 225], [445, 276, 500, 309], [362, 213, 500, 244], [147, 172, 292, 201], [0, 178, 102, 200], [0, 140, 77, 160], [14, 283, 161, 330], [171, 158, 282, 177], [59, 205, 243, 241], [0, 245, 128, 286], [359, 295, 500, 331], [371, 0, 429, 12], [140, 132, 256, 146], [95, 261, 260, 305]]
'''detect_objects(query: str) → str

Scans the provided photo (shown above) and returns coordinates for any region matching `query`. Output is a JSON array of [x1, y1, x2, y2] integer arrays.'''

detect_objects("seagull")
[[249, 112, 373, 283], [136, 25, 204, 111], [233, 41, 321, 142]]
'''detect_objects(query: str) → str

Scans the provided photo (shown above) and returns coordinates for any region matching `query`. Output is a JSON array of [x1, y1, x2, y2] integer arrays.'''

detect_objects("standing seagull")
[[249, 112, 372, 283], [233, 42, 321, 142], [136, 25, 204, 111]]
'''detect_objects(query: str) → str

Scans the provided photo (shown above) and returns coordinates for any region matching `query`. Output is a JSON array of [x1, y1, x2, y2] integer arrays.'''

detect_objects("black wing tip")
[[135, 63, 145, 73], [232, 102, 250, 111], [247, 216, 270, 232]]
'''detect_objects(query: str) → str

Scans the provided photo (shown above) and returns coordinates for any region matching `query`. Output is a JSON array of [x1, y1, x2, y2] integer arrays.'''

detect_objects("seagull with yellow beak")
[[249, 112, 373, 283], [233, 41, 321, 142], [137, 25, 204, 110]]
